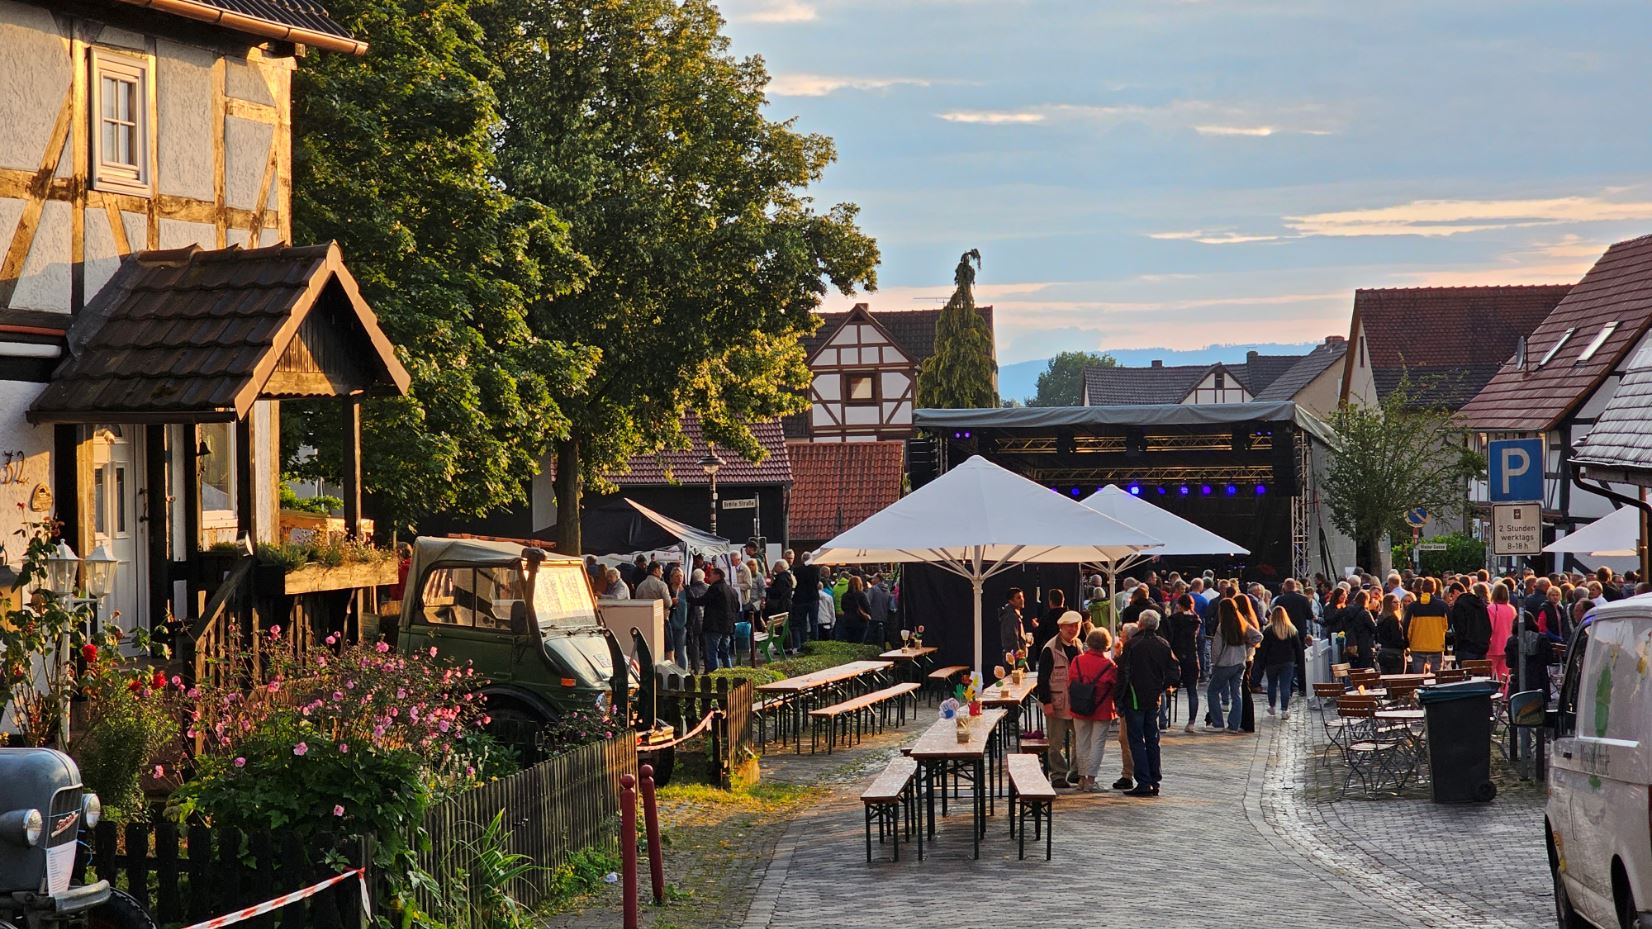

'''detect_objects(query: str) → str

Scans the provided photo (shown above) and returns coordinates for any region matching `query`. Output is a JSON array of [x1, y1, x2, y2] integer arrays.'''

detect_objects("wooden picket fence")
[[654, 673, 755, 787], [72, 821, 365, 928]]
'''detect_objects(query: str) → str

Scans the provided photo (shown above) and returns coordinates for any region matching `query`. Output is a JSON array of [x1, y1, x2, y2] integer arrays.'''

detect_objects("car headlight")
[[0, 809, 46, 848], [83, 793, 101, 829]]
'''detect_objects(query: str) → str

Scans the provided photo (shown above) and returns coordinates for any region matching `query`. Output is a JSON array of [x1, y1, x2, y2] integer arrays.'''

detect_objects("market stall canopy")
[[1543, 506, 1641, 558], [814, 455, 1160, 669], [580, 498, 736, 559]]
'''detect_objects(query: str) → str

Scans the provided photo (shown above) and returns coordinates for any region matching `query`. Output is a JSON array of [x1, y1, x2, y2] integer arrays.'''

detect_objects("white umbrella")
[[1544, 506, 1641, 558], [813, 456, 1160, 671], [1080, 485, 1250, 622]]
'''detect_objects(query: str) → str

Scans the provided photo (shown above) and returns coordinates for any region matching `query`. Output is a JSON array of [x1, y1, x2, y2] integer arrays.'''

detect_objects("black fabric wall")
[[899, 562, 1084, 671]]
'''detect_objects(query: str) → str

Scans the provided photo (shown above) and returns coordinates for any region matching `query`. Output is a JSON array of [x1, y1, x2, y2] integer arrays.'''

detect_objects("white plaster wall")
[[225, 57, 273, 105], [83, 207, 122, 298], [156, 39, 218, 202], [880, 371, 907, 397], [224, 117, 273, 211], [0, 380, 54, 569], [158, 219, 215, 250], [1343, 324, 1380, 407], [1294, 356, 1346, 419], [0, 3, 67, 171], [12, 200, 70, 311]]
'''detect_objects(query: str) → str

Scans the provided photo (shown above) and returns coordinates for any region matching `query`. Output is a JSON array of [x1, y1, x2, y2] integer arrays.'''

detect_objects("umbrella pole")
[[972, 549, 985, 674]]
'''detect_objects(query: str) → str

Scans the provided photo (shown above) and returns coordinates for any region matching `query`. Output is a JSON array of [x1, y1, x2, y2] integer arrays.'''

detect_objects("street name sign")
[[721, 498, 757, 510], [1415, 542, 1448, 552], [1492, 504, 1542, 555], [1488, 438, 1543, 503]]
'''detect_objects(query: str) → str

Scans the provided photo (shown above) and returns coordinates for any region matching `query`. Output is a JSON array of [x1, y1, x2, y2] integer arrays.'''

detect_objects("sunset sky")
[[718, 0, 1652, 364]]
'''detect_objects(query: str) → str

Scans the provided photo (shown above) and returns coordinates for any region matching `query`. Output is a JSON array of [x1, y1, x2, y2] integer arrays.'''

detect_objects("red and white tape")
[[176, 868, 370, 929]]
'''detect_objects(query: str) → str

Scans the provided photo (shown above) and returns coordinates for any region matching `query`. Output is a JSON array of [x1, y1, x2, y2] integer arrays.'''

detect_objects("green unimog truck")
[[392, 537, 675, 778]]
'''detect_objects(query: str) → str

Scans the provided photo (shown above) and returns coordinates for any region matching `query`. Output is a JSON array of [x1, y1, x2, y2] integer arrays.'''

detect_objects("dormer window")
[[91, 49, 150, 196], [1576, 322, 1618, 364], [1536, 328, 1575, 368]]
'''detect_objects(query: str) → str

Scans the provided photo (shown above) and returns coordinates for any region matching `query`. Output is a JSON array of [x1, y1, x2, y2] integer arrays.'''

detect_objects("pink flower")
[[186, 687, 200, 699], [170, 675, 182, 687], [233, 757, 246, 768], [332, 691, 344, 702], [438, 720, 451, 733], [428, 646, 439, 657], [293, 742, 309, 757], [375, 642, 390, 654], [396, 688, 407, 700], [338, 743, 349, 754], [481, 715, 491, 725], [325, 634, 338, 646], [269, 625, 281, 638], [333, 804, 345, 817], [266, 680, 281, 693], [466, 766, 476, 777], [152, 765, 165, 778]]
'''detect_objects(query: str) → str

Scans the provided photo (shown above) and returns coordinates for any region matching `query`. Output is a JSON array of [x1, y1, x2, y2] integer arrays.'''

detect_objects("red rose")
[[151, 671, 166, 689], [126, 679, 143, 693], [80, 644, 97, 663]]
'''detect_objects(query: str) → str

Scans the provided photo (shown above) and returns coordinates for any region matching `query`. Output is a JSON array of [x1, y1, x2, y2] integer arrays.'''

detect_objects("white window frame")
[[198, 422, 238, 530], [91, 49, 151, 197], [1576, 322, 1618, 364]]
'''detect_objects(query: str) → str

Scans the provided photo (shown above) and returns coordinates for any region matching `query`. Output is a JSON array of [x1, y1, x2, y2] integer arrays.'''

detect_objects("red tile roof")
[[28, 243, 409, 423], [111, 0, 364, 54], [613, 417, 792, 487], [1348, 285, 1571, 409], [1458, 236, 1652, 432], [785, 440, 905, 542]]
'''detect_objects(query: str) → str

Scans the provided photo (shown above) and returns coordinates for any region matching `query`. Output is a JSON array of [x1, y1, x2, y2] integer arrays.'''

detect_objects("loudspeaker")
[[907, 436, 939, 489], [1272, 425, 1299, 493]]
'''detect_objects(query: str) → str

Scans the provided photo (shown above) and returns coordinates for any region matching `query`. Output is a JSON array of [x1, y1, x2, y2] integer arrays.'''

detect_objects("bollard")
[[641, 763, 665, 904], [621, 773, 639, 929]]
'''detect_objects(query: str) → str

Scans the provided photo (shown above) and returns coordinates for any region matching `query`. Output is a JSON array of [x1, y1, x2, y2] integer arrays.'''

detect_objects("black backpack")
[[1068, 656, 1102, 716]]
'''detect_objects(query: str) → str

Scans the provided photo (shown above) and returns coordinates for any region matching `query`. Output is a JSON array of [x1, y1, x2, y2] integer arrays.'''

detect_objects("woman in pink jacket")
[[1067, 626, 1120, 794], [1486, 582, 1517, 686]]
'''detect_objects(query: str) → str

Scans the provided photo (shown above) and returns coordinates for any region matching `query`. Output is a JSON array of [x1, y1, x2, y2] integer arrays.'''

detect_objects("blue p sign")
[[1488, 437, 1543, 502]]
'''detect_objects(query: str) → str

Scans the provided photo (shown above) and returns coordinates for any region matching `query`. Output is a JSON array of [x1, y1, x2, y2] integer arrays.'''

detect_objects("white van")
[[1549, 595, 1652, 929]]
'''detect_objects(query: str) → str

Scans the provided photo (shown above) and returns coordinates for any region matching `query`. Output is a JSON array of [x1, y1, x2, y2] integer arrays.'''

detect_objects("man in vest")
[[1038, 612, 1084, 789]]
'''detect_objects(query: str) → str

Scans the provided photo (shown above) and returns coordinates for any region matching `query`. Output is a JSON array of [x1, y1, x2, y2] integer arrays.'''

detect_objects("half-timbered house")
[[0, 1, 404, 653]]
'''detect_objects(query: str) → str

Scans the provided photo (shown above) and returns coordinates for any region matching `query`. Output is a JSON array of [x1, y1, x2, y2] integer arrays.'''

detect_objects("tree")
[[1323, 379, 1486, 573], [476, 0, 879, 553], [916, 250, 998, 409], [288, 0, 595, 530], [1030, 351, 1117, 407]]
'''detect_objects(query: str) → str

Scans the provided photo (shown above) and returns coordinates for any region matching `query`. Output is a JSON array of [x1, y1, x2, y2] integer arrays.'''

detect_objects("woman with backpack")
[[1066, 626, 1120, 794]]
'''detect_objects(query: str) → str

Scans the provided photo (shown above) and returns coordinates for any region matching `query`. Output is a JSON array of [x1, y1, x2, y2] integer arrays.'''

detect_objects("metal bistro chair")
[[1312, 682, 1354, 767], [1336, 696, 1416, 797]]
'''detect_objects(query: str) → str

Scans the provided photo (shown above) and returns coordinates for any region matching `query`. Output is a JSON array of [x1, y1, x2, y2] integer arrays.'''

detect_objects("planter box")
[[275, 560, 398, 596]]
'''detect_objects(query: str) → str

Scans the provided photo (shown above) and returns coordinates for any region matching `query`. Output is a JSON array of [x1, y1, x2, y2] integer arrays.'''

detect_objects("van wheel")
[[86, 889, 158, 929], [1615, 862, 1640, 929], [1553, 862, 1588, 929]]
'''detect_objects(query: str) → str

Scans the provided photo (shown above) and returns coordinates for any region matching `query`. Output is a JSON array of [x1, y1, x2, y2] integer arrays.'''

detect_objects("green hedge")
[[1392, 531, 1487, 575], [708, 641, 883, 685]]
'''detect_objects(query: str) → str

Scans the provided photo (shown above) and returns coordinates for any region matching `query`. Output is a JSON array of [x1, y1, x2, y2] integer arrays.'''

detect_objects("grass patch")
[[708, 640, 883, 686], [544, 846, 622, 904], [657, 780, 821, 814]]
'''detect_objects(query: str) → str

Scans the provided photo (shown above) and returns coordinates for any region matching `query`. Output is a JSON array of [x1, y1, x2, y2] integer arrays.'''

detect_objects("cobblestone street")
[[742, 705, 1552, 929]]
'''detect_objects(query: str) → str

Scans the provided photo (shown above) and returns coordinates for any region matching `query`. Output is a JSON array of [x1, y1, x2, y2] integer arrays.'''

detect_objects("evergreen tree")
[[917, 250, 998, 409]]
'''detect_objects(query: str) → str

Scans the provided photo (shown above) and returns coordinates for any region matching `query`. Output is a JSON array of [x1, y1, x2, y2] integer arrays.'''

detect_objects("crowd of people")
[[583, 544, 900, 674], [996, 561, 1625, 798]]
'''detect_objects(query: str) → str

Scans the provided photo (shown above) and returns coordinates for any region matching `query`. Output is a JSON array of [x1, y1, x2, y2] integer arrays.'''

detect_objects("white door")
[[89, 426, 144, 633]]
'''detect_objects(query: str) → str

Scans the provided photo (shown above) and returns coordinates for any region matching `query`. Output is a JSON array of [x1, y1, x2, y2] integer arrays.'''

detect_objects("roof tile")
[[785, 440, 905, 542], [612, 417, 792, 487]]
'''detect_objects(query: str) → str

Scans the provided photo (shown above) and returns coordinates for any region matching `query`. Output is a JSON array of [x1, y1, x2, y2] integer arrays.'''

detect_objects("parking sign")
[[1492, 504, 1542, 555], [1488, 437, 1543, 503]]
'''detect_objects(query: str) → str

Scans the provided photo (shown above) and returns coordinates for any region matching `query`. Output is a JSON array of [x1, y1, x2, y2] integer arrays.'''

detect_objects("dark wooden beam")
[[144, 424, 169, 630], [51, 425, 81, 550], [235, 415, 254, 542], [341, 396, 361, 539]]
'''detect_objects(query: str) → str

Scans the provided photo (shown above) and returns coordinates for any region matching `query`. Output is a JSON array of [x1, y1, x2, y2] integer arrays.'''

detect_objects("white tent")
[[1544, 506, 1641, 558], [1080, 485, 1250, 617], [813, 456, 1160, 671]]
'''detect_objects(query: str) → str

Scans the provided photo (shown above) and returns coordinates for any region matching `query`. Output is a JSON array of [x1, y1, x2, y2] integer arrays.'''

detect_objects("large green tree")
[[917, 250, 998, 409], [1030, 351, 1117, 407], [476, 0, 879, 553], [288, 0, 595, 529], [1323, 379, 1486, 572]]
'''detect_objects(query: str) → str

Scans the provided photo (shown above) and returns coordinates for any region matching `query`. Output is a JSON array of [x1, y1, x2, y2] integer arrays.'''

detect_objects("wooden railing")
[[180, 555, 257, 693]]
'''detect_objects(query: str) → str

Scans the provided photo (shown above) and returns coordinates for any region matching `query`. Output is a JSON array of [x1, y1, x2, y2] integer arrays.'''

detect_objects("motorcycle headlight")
[[0, 810, 46, 848], [83, 793, 101, 829]]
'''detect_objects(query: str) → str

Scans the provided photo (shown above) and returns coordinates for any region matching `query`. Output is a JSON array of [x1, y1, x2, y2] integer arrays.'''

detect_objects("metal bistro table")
[[978, 675, 1040, 751], [909, 708, 1006, 860], [756, 660, 895, 753]]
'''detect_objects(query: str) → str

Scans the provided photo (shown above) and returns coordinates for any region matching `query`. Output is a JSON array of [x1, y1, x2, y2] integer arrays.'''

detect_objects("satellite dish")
[[1514, 335, 1528, 370]]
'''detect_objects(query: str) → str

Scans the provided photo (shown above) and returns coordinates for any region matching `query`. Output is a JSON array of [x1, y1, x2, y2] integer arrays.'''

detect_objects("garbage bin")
[[1418, 679, 1501, 803]]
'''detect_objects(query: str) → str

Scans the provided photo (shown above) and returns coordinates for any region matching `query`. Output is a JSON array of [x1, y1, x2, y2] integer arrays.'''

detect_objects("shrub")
[[535, 705, 619, 757], [72, 684, 178, 823], [1392, 531, 1487, 575], [708, 666, 782, 686]]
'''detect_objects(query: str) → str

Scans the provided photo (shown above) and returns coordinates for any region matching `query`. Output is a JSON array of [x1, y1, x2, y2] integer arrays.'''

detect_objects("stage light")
[[1255, 483, 1267, 495], [1200, 484, 1212, 496], [1178, 484, 1190, 496], [1225, 484, 1238, 496], [1127, 483, 1142, 496], [1156, 486, 1167, 495], [1069, 487, 1082, 497]]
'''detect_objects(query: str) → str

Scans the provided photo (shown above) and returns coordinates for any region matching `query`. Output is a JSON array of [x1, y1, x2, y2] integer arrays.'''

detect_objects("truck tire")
[[486, 702, 550, 765], [86, 889, 158, 929]]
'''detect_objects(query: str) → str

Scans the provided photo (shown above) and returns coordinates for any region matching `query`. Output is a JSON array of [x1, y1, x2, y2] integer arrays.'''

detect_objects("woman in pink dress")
[[1486, 582, 1516, 685]]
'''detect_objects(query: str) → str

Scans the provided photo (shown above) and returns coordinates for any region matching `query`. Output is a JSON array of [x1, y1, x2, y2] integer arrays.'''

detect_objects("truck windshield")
[[531, 562, 601, 630]]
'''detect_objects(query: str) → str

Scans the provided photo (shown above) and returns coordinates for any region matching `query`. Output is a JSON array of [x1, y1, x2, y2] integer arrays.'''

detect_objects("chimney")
[[1325, 335, 1346, 345], [1150, 359, 1163, 368], [1246, 350, 1259, 365]]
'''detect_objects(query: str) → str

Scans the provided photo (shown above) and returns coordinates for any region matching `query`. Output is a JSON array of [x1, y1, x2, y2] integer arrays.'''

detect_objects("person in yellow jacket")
[[1402, 577, 1449, 672]]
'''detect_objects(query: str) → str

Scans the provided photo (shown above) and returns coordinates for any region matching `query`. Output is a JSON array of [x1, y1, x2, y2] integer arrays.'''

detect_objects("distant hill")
[[999, 342, 1321, 404]]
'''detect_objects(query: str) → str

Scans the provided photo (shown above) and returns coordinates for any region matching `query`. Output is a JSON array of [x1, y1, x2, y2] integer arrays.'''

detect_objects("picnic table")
[[880, 646, 938, 662], [909, 709, 1006, 860], [880, 646, 939, 686], [979, 675, 1040, 744], [758, 661, 896, 753]]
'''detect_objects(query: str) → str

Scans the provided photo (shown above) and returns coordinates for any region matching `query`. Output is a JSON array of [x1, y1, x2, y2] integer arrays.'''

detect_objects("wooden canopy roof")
[[29, 242, 409, 424]]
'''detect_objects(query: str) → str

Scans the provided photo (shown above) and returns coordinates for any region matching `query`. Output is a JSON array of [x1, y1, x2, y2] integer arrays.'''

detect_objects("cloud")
[[1148, 229, 1283, 245], [728, 0, 817, 23], [938, 110, 1047, 124], [1193, 125, 1277, 137], [768, 74, 933, 97], [1286, 195, 1652, 238]]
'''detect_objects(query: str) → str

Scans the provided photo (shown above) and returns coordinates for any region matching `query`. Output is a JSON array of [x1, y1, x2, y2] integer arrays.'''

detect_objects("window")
[[420, 565, 526, 631], [845, 373, 875, 403], [1555, 622, 1587, 737], [1536, 327, 1575, 368], [1576, 321, 1618, 364], [199, 422, 236, 527], [91, 50, 150, 196]]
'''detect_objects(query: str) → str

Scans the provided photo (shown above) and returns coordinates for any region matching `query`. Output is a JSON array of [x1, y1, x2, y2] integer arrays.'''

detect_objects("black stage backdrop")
[[899, 562, 1084, 671]]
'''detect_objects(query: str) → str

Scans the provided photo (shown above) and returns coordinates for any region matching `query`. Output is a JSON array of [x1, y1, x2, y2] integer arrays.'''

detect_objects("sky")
[[715, 0, 1652, 364]]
